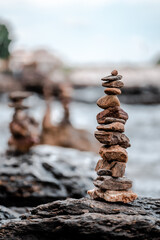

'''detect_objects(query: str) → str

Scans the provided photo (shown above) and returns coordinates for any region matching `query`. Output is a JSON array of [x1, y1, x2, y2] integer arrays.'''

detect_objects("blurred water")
[[0, 93, 160, 198]]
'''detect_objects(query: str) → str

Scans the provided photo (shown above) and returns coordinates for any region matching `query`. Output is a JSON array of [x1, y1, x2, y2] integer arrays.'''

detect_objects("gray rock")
[[0, 145, 97, 207]]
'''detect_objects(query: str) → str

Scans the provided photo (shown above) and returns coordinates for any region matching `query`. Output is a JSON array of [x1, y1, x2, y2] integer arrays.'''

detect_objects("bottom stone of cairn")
[[88, 188, 137, 204]]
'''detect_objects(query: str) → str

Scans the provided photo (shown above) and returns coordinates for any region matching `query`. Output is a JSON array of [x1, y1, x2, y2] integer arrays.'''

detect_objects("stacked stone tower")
[[88, 70, 137, 203], [8, 91, 39, 154]]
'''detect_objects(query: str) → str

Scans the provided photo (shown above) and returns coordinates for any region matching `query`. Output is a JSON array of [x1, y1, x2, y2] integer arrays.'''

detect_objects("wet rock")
[[94, 176, 132, 190], [97, 95, 120, 109], [95, 131, 131, 148], [0, 145, 97, 207]]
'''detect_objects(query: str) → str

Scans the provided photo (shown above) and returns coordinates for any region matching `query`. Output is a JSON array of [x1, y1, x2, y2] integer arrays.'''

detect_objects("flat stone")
[[102, 80, 124, 88], [104, 88, 121, 95], [8, 103, 29, 110], [95, 131, 131, 148], [101, 75, 122, 82], [99, 117, 126, 124], [97, 106, 128, 124], [9, 91, 31, 101], [94, 176, 132, 190], [97, 169, 112, 176], [95, 159, 126, 177], [97, 95, 120, 109], [99, 145, 128, 162], [97, 122, 125, 132], [88, 188, 138, 203]]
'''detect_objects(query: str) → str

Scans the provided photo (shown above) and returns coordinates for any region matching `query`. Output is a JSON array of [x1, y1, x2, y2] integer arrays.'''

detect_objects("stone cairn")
[[88, 70, 137, 203], [8, 91, 39, 154]]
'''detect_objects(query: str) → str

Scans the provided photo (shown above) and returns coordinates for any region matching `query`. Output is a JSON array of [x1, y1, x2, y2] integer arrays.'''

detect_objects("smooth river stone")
[[102, 80, 124, 88], [97, 106, 128, 124], [101, 75, 122, 82], [104, 88, 121, 95], [97, 122, 125, 132], [99, 145, 128, 162], [97, 95, 120, 109], [94, 176, 132, 190], [111, 69, 118, 76], [95, 131, 131, 148], [88, 188, 138, 203], [95, 159, 126, 178]]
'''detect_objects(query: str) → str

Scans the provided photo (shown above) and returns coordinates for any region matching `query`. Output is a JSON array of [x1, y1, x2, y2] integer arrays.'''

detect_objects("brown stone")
[[97, 122, 125, 132], [95, 159, 126, 178], [95, 159, 104, 171], [104, 88, 121, 95], [99, 145, 128, 162], [97, 169, 112, 176], [111, 162, 126, 177], [97, 95, 120, 109], [99, 117, 126, 124], [102, 80, 124, 88], [95, 131, 131, 148], [101, 75, 122, 82], [8, 103, 29, 110], [94, 176, 132, 190], [9, 91, 31, 101], [111, 70, 118, 76], [88, 188, 138, 203], [97, 106, 128, 124]]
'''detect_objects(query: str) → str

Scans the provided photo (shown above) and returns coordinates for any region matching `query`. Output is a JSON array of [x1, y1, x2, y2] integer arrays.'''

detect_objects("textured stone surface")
[[97, 95, 120, 109], [88, 188, 138, 203], [97, 122, 124, 132], [99, 145, 128, 162], [101, 75, 122, 81], [102, 80, 124, 88], [104, 88, 121, 95], [111, 161, 126, 177], [95, 159, 126, 177], [95, 131, 131, 148], [94, 176, 132, 190], [0, 197, 160, 240], [0, 145, 97, 207], [97, 169, 112, 176], [98, 117, 126, 124], [97, 106, 128, 124]]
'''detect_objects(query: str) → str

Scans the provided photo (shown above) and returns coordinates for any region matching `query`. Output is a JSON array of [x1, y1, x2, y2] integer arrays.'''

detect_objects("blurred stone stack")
[[88, 70, 137, 203], [8, 91, 39, 154]]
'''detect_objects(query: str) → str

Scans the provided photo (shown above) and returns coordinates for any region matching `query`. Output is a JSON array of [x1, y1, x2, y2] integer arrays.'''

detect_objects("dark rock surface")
[[0, 145, 97, 207], [0, 197, 160, 240]]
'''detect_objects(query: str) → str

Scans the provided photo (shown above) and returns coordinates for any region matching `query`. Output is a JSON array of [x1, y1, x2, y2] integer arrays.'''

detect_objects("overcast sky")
[[0, 0, 160, 65]]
